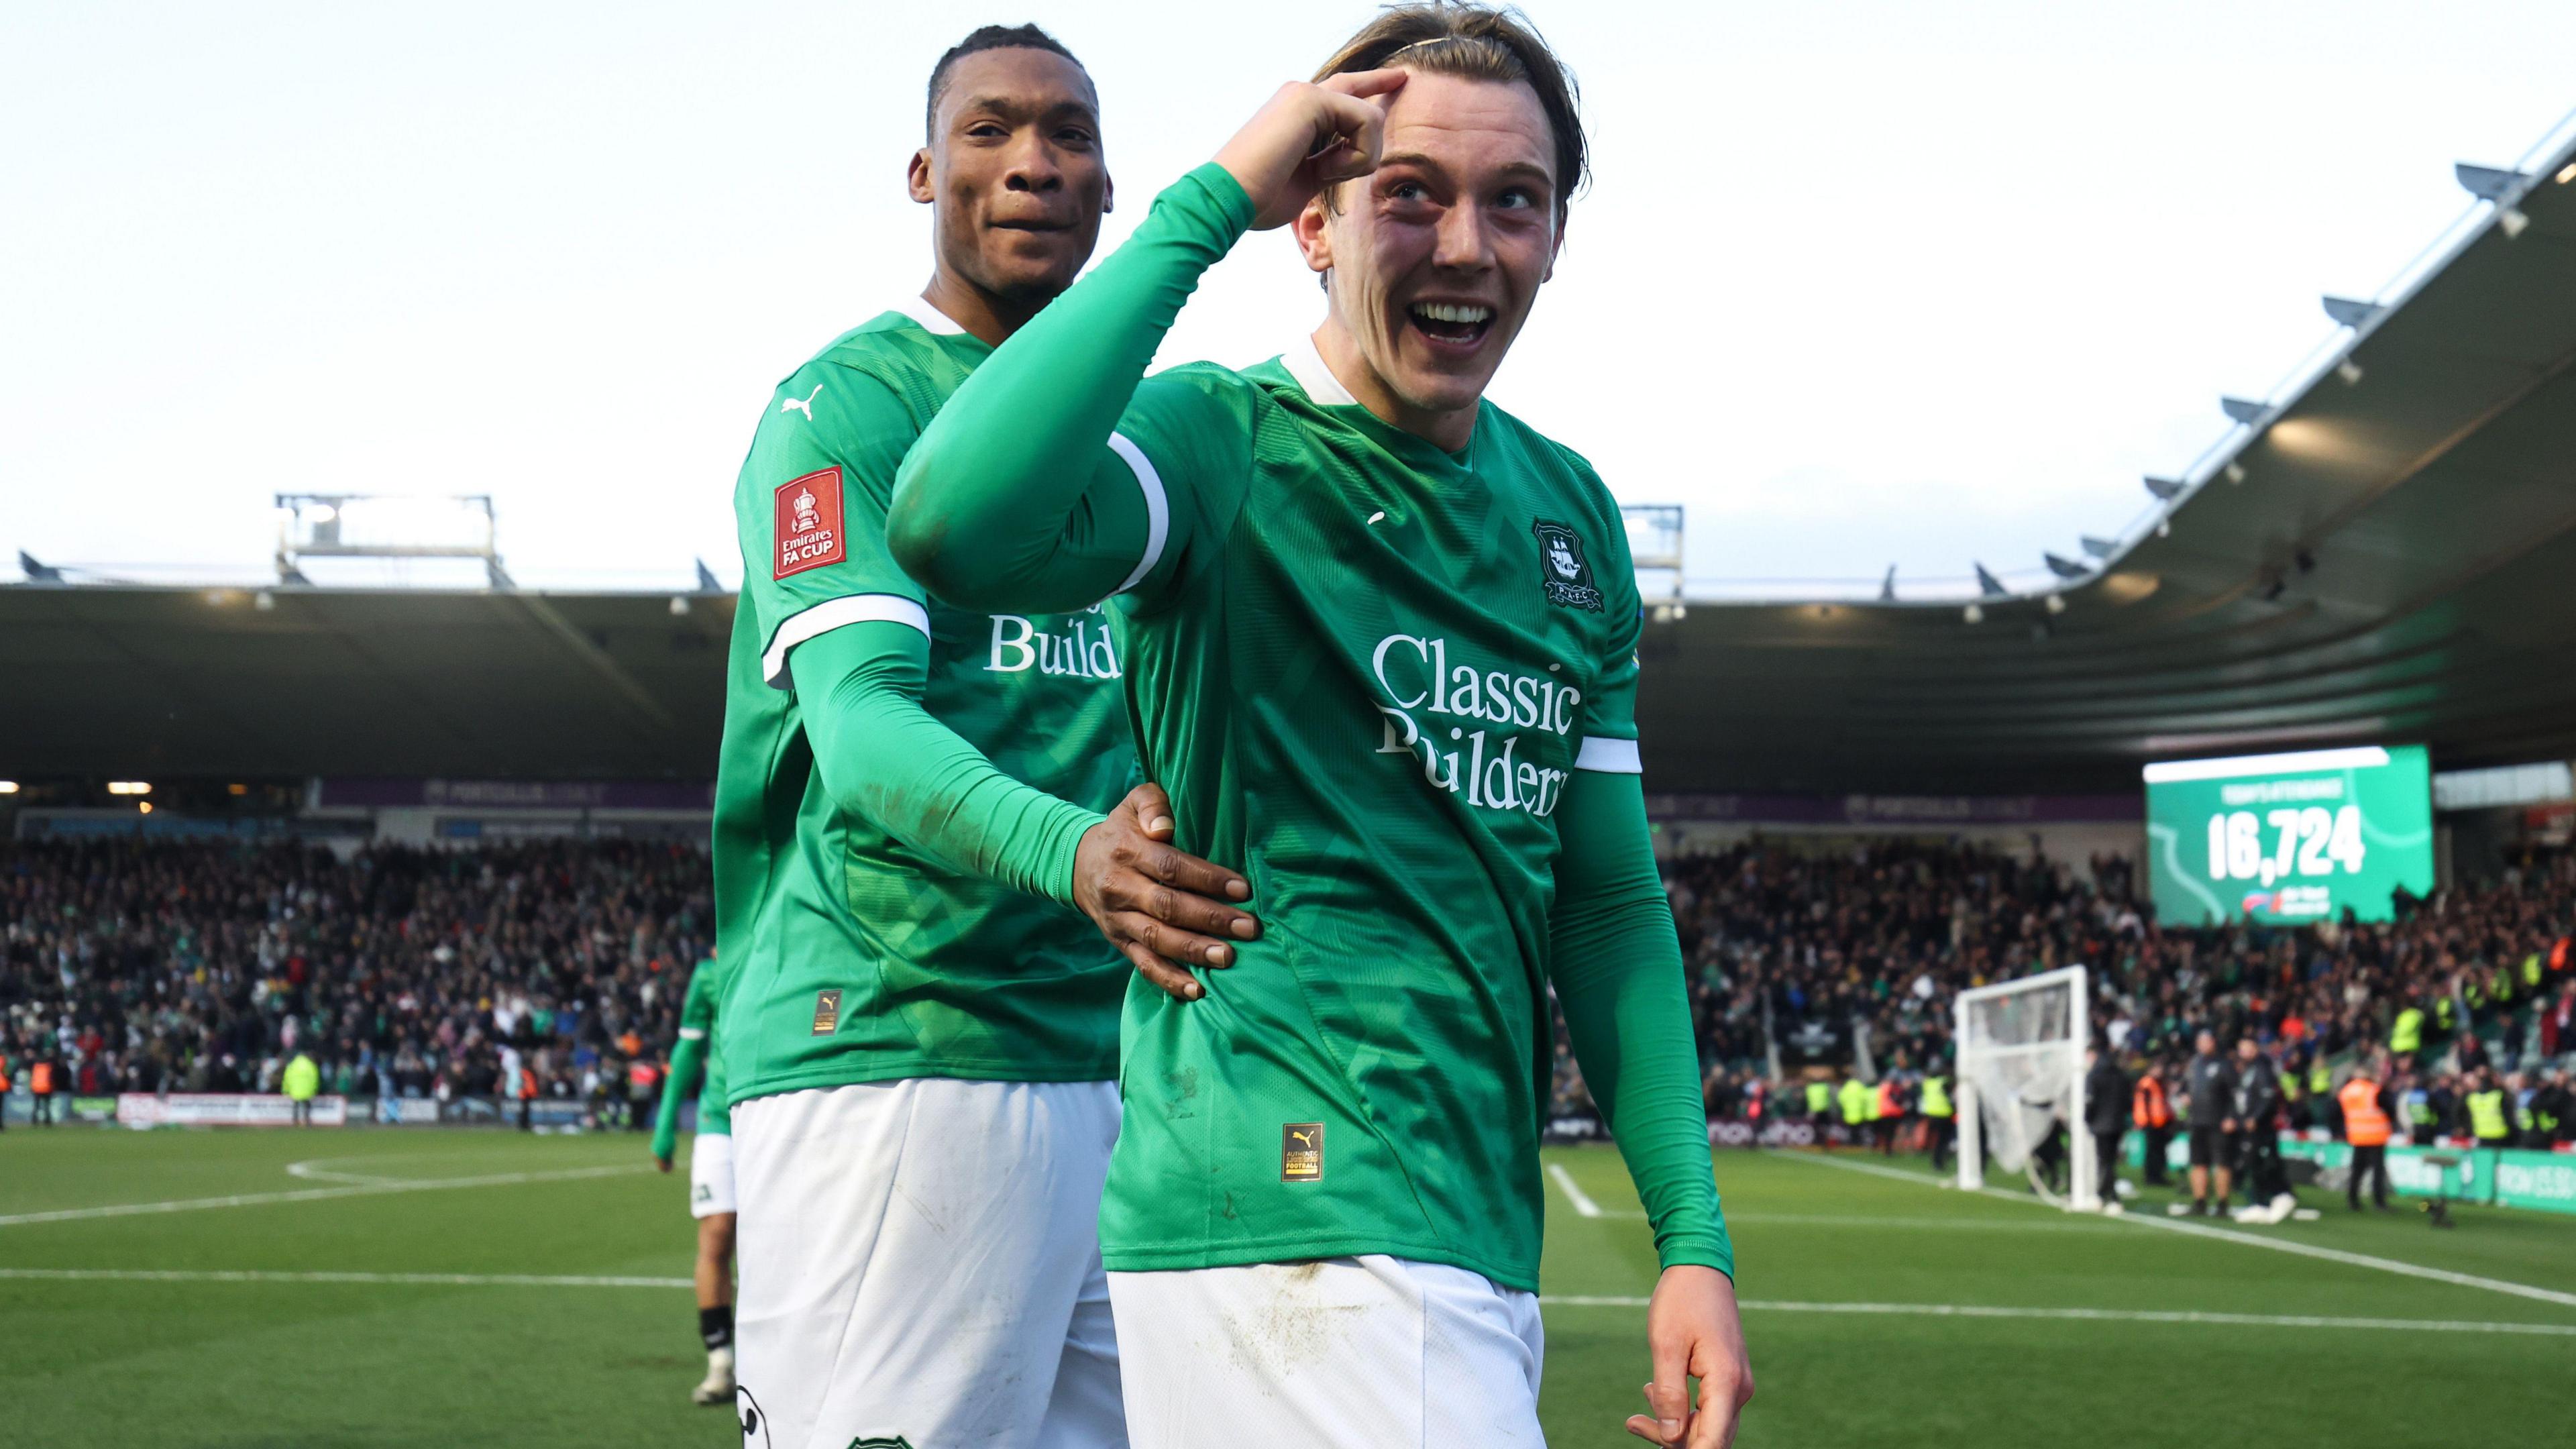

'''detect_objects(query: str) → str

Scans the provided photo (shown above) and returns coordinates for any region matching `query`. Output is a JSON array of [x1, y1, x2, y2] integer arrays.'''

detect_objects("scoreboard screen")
[[2143, 745, 2434, 927]]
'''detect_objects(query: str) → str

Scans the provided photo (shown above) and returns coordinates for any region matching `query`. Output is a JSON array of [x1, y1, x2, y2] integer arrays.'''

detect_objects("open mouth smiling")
[[1407, 300, 1494, 350]]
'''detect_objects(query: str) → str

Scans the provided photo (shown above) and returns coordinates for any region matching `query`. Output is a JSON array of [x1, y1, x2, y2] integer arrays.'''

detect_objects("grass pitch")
[[7, 1128, 2574, 1447]]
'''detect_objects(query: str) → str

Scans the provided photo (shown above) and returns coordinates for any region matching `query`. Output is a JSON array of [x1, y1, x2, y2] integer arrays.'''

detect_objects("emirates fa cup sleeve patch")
[[774, 467, 846, 579]]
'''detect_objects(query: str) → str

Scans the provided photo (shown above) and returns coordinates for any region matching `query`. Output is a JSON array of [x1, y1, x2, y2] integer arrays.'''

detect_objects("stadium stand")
[[1556, 837, 2576, 1153], [0, 839, 710, 1124], [11, 831, 2568, 1149]]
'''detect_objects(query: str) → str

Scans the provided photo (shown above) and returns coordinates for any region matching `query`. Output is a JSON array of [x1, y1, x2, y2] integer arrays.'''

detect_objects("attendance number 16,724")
[[2208, 804, 2365, 884]]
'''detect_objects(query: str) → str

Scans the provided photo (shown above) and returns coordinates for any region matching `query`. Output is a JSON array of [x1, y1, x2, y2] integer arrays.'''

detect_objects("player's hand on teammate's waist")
[[1073, 783, 1257, 1002], [1212, 68, 1407, 230], [1628, 1265, 1754, 1449]]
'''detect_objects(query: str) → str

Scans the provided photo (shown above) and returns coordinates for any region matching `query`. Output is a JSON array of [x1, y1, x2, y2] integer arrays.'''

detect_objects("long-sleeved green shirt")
[[888, 164, 1729, 1288], [711, 305, 1142, 1103]]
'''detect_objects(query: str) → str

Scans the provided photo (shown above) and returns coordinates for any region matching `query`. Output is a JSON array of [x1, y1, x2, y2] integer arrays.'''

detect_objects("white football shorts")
[[730, 1077, 1123, 1449], [687, 1128, 735, 1220], [1107, 1254, 1544, 1449]]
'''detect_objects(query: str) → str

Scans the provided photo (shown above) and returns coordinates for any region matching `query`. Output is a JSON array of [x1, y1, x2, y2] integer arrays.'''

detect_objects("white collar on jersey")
[[894, 295, 969, 335], [1282, 334, 1360, 407]]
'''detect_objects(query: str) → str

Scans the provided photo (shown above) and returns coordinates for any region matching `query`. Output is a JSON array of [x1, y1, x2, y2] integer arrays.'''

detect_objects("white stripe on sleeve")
[[1107, 433, 1170, 595], [1574, 736, 1642, 773], [761, 593, 932, 689]]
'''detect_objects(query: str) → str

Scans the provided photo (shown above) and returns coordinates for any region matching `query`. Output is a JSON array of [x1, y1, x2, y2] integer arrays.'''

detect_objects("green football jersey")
[[711, 304, 1136, 1103], [1097, 340, 1647, 1293], [674, 958, 729, 1136]]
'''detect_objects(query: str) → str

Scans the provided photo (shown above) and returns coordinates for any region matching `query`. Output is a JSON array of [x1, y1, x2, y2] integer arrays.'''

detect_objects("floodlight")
[[2043, 593, 2067, 615], [1962, 603, 1984, 625], [2457, 163, 2536, 237], [2455, 162, 2525, 201], [2336, 359, 2365, 386], [0, 782, 19, 795], [107, 781, 152, 795], [2224, 462, 2247, 485]]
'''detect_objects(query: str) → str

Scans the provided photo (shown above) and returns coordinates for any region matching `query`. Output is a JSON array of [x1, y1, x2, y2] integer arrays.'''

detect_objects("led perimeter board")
[[2144, 746, 2434, 927]]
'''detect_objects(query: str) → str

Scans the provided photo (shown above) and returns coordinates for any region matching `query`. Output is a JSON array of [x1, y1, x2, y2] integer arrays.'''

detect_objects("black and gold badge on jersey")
[[810, 989, 843, 1036], [1281, 1122, 1324, 1182], [1532, 519, 1604, 612]]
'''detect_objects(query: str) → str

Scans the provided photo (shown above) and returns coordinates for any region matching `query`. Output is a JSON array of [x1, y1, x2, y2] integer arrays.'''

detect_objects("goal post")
[[1954, 966, 2097, 1210]]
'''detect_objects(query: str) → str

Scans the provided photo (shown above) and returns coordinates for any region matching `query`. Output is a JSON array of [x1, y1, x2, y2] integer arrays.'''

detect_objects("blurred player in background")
[[889, 7, 1749, 1444], [2082, 1043, 2127, 1203], [1921, 1066, 1956, 1173], [651, 952, 736, 1407], [710, 23, 1253, 1449], [2177, 1028, 2237, 1217]]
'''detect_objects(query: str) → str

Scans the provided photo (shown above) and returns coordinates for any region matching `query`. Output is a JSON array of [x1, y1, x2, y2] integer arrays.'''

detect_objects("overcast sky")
[[5, 1, 2572, 596]]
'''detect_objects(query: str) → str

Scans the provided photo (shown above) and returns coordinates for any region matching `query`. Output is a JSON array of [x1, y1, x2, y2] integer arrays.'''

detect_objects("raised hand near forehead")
[[1213, 68, 1407, 230], [1072, 783, 1258, 1002]]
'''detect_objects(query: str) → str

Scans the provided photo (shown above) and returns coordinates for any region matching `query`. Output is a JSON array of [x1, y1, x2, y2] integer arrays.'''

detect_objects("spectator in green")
[[282, 1051, 321, 1128]]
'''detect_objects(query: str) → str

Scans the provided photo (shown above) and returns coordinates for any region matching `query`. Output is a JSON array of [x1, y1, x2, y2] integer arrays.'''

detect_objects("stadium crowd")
[[7, 833, 2573, 1150], [1644, 837, 2576, 1152], [0, 839, 711, 1124]]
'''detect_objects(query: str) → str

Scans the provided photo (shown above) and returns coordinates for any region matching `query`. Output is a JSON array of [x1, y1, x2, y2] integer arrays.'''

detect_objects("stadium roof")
[[7, 129, 2576, 796], [1642, 125, 2576, 794], [0, 586, 734, 781]]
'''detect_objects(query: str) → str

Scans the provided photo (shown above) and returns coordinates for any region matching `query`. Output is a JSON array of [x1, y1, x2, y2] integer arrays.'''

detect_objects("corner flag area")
[[7, 1131, 2571, 1446]]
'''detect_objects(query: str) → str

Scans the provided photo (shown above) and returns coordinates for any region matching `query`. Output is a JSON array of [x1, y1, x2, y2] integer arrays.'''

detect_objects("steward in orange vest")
[[2132, 1074, 2171, 1128], [28, 1059, 59, 1128], [2131, 1067, 2174, 1185], [2339, 1067, 2393, 1210], [2339, 1076, 2390, 1146]]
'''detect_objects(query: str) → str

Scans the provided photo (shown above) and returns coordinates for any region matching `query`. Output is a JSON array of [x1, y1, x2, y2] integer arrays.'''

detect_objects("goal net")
[[1955, 966, 2098, 1210]]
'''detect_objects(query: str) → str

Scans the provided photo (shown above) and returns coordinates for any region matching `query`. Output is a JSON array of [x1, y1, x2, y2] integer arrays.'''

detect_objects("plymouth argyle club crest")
[[1531, 519, 1603, 612]]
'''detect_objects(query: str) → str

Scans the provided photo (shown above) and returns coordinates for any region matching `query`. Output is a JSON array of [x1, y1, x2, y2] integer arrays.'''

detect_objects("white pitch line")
[[1547, 1162, 1605, 1218], [0, 1267, 690, 1289], [1552, 1202, 2122, 1232], [0, 1163, 652, 1228], [1770, 1149, 2576, 1312], [286, 1159, 409, 1187], [17, 1267, 2568, 1338], [1724, 1212, 2118, 1234], [1542, 1296, 2576, 1337]]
